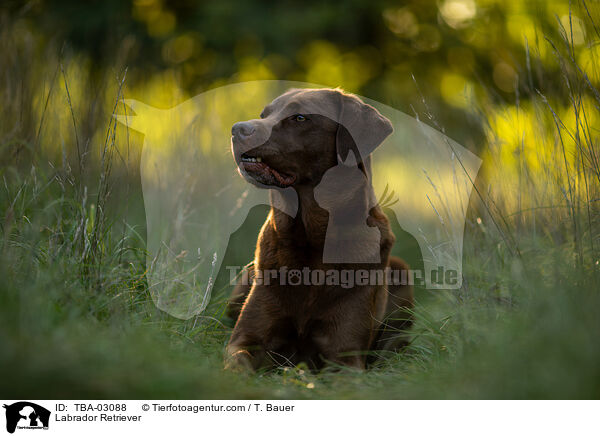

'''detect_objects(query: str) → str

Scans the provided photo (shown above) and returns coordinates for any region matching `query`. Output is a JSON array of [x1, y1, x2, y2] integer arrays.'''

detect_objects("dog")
[[226, 88, 413, 371]]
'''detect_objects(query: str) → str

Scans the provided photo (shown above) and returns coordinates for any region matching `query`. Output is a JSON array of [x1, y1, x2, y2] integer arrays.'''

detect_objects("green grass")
[[0, 160, 599, 399]]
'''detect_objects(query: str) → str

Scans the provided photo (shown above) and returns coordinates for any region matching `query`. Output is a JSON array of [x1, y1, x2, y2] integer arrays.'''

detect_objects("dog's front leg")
[[225, 342, 261, 372], [315, 330, 369, 370], [224, 290, 271, 372], [318, 309, 376, 370], [225, 329, 271, 372], [328, 353, 365, 370]]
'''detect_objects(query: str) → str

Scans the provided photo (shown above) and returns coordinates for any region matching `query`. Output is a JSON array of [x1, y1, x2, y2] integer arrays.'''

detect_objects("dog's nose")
[[232, 122, 255, 138]]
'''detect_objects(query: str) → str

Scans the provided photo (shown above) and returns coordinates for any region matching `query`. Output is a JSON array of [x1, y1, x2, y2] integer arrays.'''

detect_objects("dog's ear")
[[337, 149, 358, 167], [335, 92, 393, 163], [335, 123, 359, 164]]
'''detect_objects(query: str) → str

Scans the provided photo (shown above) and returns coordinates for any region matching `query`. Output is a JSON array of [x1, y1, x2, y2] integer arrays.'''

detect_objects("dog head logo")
[[115, 81, 481, 319], [3, 402, 50, 434]]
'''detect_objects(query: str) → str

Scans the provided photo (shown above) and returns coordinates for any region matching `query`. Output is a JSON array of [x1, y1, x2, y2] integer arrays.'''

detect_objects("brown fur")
[[226, 88, 413, 371]]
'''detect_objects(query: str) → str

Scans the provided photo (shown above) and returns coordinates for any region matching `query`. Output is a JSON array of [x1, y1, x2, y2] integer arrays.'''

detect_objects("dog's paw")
[[224, 349, 255, 373]]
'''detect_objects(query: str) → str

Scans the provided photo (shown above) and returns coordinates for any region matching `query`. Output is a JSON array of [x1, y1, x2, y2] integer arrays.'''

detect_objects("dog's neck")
[[270, 187, 329, 247], [268, 181, 378, 250]]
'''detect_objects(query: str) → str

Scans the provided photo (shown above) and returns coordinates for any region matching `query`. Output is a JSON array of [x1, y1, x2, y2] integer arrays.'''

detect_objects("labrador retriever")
[[226, 88, 413, 371]]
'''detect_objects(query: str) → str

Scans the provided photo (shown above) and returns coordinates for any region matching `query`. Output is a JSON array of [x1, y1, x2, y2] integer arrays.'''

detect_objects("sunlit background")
[[3, 0, 598, 220]]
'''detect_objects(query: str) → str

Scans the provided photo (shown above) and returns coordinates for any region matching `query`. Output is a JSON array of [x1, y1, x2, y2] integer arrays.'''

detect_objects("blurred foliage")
[[1, 0, 598, 185], [4, 0, 599, 142], [1, 0, 598, 286]]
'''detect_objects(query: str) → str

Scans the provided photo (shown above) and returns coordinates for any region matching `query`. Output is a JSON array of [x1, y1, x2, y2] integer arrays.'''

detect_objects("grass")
[[1, 4, 600, 399], [2, 184, 598, 399]]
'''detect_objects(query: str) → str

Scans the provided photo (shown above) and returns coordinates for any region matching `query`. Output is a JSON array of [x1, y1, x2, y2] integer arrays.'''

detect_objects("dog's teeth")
[[256, 157, 262, 162]]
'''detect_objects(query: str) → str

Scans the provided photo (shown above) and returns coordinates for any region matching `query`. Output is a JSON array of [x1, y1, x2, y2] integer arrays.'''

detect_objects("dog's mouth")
[[237, 152, 296, 188]]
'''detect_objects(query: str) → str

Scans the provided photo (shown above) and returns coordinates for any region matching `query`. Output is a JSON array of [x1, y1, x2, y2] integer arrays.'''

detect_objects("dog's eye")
[[293, 114, 307, 122]]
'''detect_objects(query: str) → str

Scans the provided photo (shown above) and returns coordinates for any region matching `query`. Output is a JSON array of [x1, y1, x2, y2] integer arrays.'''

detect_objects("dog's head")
[[231, 88, 393, 189]]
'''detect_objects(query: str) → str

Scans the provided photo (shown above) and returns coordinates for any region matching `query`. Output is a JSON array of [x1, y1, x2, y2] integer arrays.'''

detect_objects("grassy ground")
[[1, 5, 600, 399], [1, 134, 599, 400]]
